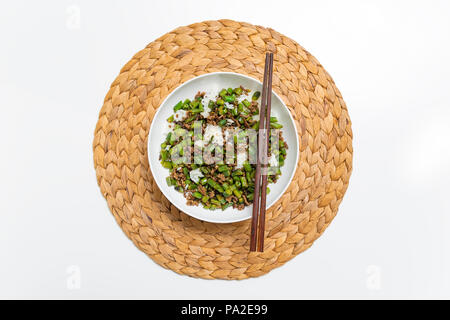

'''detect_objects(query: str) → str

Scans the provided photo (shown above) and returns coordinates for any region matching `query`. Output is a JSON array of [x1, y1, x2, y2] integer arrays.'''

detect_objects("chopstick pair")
[[250, 52, 274, 252]]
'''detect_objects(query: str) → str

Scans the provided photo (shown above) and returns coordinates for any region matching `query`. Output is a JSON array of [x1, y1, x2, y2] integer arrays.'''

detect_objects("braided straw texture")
[[93, 20, 353, 280]]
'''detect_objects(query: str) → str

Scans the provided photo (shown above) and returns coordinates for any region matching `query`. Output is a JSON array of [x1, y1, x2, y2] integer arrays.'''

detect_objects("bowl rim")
[[148, 71, 299, 223]]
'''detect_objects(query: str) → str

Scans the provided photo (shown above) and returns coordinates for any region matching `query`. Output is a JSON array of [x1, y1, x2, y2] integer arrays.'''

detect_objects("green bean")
[[252, 91, 261, 100], [167, 115, 174, 123], [161, 142, 167, 149], [198, 103, 205, 111], [266, 187, 270, 194], [270, 122, 283, 129], [189, 183, 197, 190], [235, 180, 241, 188], [218, 119, 227, 127], [242, 99, 251, 107], [192, 192, 202, 199], [218, 165, 228, 172], [227, 88, 233, 94], [166, 177, 173, 186], [246, 172, 253, 186], [216, 99, 224, 105], [270, 117, 278, 123], [200, 177, 208, 185], [233, 189, 242, 198], [201, 195, 209, 203], [223, 190, 232, 197], [247, 193, 254, 201], [231, 108, 238, 116], [173, 101, 183, 112], [234, 87, 243, 95], [240, 176, 248, 188], [161, 150, 169, 161], [232, 169, 244, 176], [219, 89, 227, 97], [218, 198, 226, 205], [222, 203, 233, 210], [207, 179, 224, 193], [224, 94, 236, 103], [161, 161, 172, 169], [237, 103, 244, 113], [185, 115, 196, 123], [211, 199, 221, 206]]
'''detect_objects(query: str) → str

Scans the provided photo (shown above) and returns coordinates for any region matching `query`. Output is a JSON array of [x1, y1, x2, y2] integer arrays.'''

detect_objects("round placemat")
[[93, 19, 353, 280]]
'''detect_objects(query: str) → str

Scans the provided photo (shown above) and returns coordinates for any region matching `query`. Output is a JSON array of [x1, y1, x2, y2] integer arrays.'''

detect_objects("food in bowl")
[[159, 86, 288, 211]]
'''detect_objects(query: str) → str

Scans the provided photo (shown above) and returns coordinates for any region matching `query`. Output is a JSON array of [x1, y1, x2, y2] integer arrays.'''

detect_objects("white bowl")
[[148, 72, 299, 223]]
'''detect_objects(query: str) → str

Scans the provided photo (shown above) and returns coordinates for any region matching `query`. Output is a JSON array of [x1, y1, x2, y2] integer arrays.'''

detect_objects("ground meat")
[[195, 91, 205, 99], [187, 199, 199, 206], [217, 174, 226, 183], [198, 184, 207, 196], [170, 170, 184, 184]]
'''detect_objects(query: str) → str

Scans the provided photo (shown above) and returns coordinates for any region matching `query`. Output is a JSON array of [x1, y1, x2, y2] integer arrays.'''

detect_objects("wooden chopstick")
[[250, 52, 273, 252], [257, 53, 274, 252]]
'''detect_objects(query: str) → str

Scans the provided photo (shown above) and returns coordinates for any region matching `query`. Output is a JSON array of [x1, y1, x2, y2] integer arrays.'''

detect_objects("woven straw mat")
[[93, 20, 353, 280]]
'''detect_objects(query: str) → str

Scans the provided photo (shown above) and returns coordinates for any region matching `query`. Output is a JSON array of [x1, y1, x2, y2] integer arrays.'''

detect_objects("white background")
[[1, 0, 449, 299]]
